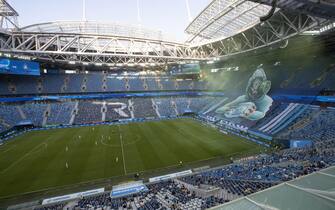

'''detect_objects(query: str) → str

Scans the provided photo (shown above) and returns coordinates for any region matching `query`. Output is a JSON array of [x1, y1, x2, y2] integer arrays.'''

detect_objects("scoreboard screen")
[[170, 63, 201, 75], [0, 58, 40, 76]]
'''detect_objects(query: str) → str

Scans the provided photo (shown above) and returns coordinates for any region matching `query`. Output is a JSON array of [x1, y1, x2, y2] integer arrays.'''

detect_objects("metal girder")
[[191, 10, 325, 58], [20, 21, 176, 42], [247, 0, 335, 21], [0, 0, 18, 30], [0, 0, 331, 65], [0, 32, 205, 65]]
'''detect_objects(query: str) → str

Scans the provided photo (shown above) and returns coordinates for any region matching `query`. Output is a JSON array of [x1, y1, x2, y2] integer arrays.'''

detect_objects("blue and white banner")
[[42, 188, 104, 205], [0, 58, 40, 76], [149, 170, 192, 183], [111, 181, 148, 198]]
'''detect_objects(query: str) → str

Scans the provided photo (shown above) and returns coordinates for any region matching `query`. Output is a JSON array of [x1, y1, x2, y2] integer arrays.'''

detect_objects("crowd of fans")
[[145, 78, 160, 90], [105, 99, 132, 121], [21, 103, 48, 126], [48, 102, 76, 125], [0, 96, 223, 132], [74, 100, 103, 124], [128, 78, 146, 91], [1, 76, 334, 209], [36, 180, 225, 210], [277, 106, 335, 142], [154, 98, 177, 117], [184, 146, 333, 184], [34, 135, 334, 210], [0, 104, 22, 126], [132, 98, 158, 119], [29, 102, 335, 209], [2, 99, 335, 141]]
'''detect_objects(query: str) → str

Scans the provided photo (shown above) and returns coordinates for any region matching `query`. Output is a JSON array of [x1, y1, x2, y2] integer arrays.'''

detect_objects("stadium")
[[0, 0, 334, 209]]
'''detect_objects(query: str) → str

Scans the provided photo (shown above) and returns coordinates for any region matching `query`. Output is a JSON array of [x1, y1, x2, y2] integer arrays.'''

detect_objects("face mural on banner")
[[216, 68, 273, 121]]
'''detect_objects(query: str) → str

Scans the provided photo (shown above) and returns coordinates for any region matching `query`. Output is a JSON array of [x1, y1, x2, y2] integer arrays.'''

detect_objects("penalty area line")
[[0, 142, 47, 174]]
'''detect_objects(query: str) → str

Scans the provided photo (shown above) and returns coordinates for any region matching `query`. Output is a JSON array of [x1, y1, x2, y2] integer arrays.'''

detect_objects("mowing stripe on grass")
[[0, 119, 264, 198], [1, 142, 47, 174]]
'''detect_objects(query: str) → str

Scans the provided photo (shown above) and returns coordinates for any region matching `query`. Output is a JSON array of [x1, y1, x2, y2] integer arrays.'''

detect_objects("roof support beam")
[[0, 32, 205, 66], [191, 10, 323, 58]]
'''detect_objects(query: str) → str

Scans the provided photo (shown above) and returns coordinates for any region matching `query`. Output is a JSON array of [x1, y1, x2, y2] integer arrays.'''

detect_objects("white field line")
[[0, 145, 16, 154], [118, 126, 127, 175], [0, 152, 247, 199]]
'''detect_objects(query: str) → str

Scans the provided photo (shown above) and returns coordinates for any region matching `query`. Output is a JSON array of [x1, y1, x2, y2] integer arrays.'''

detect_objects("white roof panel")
[[185, 0, 273, 43]]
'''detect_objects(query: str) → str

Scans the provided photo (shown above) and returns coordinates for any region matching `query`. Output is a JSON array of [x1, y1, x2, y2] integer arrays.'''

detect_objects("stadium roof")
[[185, 0, 275, 43], [211, 166, 335, 210], [247, 0, 335, 20], [0, 0, 332, 64], [0, 0, 18, 16], [0, 0, 18, 30], [19, 21, 176, 42]]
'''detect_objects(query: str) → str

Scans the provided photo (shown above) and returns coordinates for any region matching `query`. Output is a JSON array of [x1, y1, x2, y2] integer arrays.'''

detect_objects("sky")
[[8, 0, 211, 41]]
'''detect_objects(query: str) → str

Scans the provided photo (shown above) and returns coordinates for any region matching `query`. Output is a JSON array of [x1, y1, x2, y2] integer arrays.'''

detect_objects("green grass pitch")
[[0, 118, 264, 198]]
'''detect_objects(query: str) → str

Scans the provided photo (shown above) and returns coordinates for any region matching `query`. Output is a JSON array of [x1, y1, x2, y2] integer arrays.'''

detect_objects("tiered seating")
[[0, 76, 10, 95], [193, 81, 207, 90], [11, 76, 39, 95], [105, 99, 131, 121], [0, 97, 221, 130], [145, 78, 160, 91], [177, 80, 192, 90], [0, 73, 208, 96], [85, 73, 103, 92], [34, 203, 65, 210], [67, 74, 84, 93], [211, 179, 273, 196], [132, 98, 157, 118], [175, 97, 190, 114], [154, 98, 176, 117], [41, 74, 64, 94], [74, 100, 102, 124], [160, 78, 176, 90], [0, 104, 21, 126], [75, 180, 223, 210], [189, 97, 210, 113], [181, 175, 273, 197], [33, 119, 335, 210], [21, 103, 47, 126], [129, 78, 145, 91], [106, 76, 126, 92], [0, 124, 5, 133], [47, 102, 75, 125], [278, 106, 335, 142], [190, 144, 334, 183]]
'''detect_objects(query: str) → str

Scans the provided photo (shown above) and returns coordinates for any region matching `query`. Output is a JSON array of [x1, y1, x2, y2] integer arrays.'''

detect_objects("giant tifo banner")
[[214, 68, 273, 121], [0, 58, 40, 76], [201, 34, 335, 131]]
